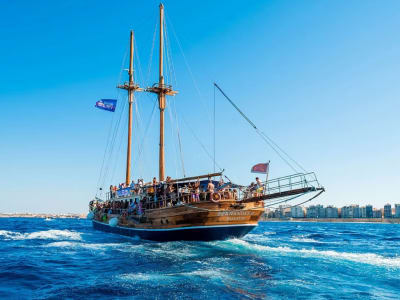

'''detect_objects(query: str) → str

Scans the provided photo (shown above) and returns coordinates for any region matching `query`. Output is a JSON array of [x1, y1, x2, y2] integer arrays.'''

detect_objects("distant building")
[[306, 205, 325, 218], [291, 206, 304, 218], [306, 206, 317, 218], [395, 204, 400, 218], [373, 209, 382, 219], [366, 205, 373, 218], [360, 206, 367, 218], [273, 209, 281, 218], [384, 204, 392, 218], [353, 205, 360, 218], [279, 205, 291, 218], [341, 206, 350, 218], [325, 206, 338, 218], [317, 205, 326, 218], [341, 205, 360, 218]]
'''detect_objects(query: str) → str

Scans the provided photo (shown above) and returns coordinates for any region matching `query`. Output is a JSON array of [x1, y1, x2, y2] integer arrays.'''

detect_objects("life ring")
[[213, 193, 220, 201]]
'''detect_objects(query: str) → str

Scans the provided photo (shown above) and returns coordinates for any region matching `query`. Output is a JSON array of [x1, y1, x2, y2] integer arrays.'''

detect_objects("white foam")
[[290, 235, 331, 244], [44, 241, 129, 251], [118, 268, 227, 283], [181, 269, 227, 279], [0, 229, 81, 241], [118, 272, 174, 282], [224, 239, 400, 268]]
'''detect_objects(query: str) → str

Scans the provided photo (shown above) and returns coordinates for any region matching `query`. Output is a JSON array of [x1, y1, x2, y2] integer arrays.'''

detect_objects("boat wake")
[[221, 239, 400, 268], [0, 229, 82, 241]]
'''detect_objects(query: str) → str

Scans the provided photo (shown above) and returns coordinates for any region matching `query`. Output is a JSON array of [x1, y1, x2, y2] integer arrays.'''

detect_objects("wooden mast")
[[159, 3, 165, 182], [147, 3, 178, 182], [118, 30, 142, 185]]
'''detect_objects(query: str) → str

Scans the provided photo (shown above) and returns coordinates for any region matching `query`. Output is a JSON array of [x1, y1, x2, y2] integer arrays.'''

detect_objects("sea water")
[[0, 218, 399, 299]]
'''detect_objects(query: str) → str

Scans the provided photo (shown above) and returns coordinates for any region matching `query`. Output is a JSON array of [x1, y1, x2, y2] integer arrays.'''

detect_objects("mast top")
[[117, 30, 143, 93], [146, 3, 177, 97]]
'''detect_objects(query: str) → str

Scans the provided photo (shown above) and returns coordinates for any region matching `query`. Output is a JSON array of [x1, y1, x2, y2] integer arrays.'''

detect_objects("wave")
[[222, 239, 400, 268], [44, 240, 139, 250], [383, 237, 400, 241], [290, 234, 339, 244], [118, 268, 227, 283], [291, 236, 326, 244], [0, 229, 81, 241]]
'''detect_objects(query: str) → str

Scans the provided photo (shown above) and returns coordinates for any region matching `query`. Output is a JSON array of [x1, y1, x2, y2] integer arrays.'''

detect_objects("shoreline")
[[261, 217, 400, 224]]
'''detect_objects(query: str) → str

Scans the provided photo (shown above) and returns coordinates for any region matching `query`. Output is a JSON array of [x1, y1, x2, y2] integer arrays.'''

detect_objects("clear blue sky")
[[1, 0, 399, 213]]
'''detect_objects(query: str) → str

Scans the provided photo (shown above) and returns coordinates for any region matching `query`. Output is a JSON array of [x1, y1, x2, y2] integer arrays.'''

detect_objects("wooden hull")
[[93, 220, 256, 241], [92, 199, 264, 241]]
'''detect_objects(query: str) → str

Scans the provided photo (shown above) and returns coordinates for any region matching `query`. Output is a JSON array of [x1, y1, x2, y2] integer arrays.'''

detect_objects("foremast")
[[118, 31, 142, 185]]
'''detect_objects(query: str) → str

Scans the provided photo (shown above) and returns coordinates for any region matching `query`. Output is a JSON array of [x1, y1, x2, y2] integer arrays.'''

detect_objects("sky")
[[0, 0, 399, 213]]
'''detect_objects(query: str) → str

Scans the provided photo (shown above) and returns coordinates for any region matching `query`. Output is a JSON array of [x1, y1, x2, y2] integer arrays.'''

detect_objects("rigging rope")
[[95, 48, 128, 196], [181, 114, 224, 171], [110, 101, 129, 184], [166, 101, 180, 178], [146, 22, 157, 84], [101, 93, 128, 187], [165, 12, 213, 126], [265, 189, 324, 210], [133, 99, 158, 172], [173, 100, 186, 178], [214, 83, 307, 174]]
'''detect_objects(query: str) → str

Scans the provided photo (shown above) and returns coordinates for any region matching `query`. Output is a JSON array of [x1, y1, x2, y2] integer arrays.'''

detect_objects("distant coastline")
[[0, 213, 85, 219], [261, 217, 400, 224]]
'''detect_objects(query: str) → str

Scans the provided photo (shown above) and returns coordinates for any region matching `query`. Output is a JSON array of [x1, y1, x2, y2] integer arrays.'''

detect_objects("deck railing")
[[263, 172, 320, 195]]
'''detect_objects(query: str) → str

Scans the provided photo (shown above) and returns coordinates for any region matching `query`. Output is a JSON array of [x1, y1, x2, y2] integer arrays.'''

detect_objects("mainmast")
[[118, 30, 142, 185], [147, 3, 177, 182]]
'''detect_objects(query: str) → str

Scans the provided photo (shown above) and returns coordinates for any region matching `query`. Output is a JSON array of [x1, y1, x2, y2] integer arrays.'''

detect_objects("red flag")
[[251, 162, 269, 174]]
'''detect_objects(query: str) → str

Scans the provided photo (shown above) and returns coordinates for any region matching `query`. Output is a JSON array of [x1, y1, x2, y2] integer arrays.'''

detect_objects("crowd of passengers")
[[110, 176, 265, 199], [96, 176, 264, 214], [91, 176, 265, 220]]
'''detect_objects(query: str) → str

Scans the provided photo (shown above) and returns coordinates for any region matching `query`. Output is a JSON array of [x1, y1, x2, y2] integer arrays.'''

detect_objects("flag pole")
[[265, 160, 270, 193]]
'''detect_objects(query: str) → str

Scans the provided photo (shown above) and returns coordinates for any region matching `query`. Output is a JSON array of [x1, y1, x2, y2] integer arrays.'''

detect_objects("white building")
[[326, 206, 339, 218], [384, 204, 392, 218], [360, 206, 367, 218], [291, 206, 304, 218], [395, 204, 400, 218]]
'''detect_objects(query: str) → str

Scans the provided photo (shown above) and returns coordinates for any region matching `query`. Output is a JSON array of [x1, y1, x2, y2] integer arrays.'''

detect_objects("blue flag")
[[95, 99, 117, 112]]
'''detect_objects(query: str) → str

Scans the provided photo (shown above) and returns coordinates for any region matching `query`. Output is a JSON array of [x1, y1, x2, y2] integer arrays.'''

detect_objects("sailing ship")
[[88, 3, 324, 242]]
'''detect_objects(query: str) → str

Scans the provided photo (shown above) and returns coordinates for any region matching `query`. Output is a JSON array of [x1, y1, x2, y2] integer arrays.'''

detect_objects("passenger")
[[233, 188, 238, 200], [249, 182, 257, 197], [190, 183, 195, 203], [219, 177, 224, 190], [130, 199, 137, 212], [138, 200, 143, 215], [109, 185, 114, 199], [138, 179, 144, 188], [161, 184, 167, 207], [255, 177, 263, 196], [194, 183, 200, 202], [207, 179, 215, 202]]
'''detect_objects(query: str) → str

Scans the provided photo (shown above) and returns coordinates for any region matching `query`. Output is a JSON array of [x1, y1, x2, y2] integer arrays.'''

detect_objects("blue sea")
[[0, 219, 399, 299]]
